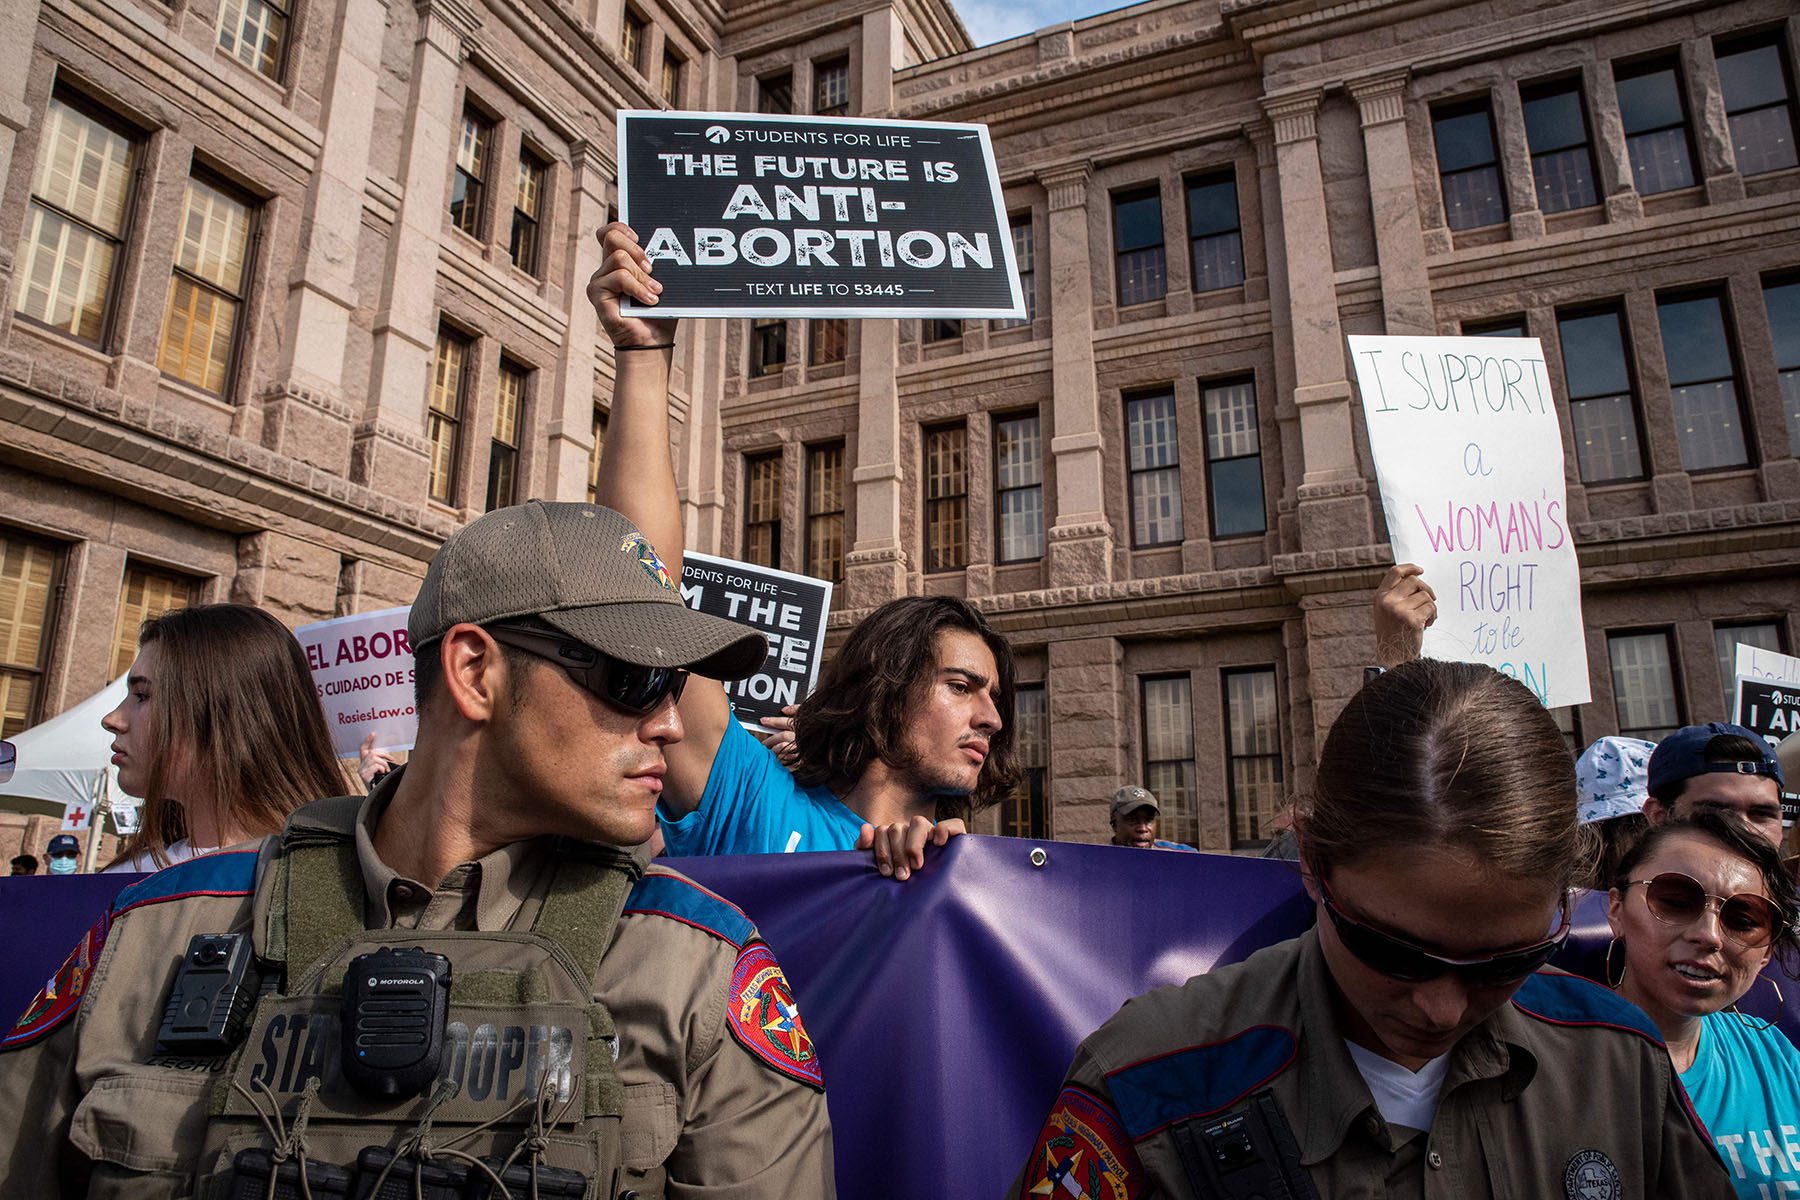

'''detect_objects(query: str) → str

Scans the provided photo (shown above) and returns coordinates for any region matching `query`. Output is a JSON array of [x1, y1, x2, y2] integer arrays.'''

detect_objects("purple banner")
[[3, 837, 1795, 1199]]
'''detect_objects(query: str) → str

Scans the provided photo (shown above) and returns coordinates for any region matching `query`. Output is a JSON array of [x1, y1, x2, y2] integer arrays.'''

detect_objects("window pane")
[[1715, 622, 1783, 718], [1764, 279, 1800, 454], [1617, 65, 1687, 131], [996, 415, 1044, 562], [744, 452, 782, 567], [586, 409, 607, 504], [994, 216, 1035, 330], [112, 564, 195, 679], [806, 442, 845, 583], [1131, 468, 1183, 547], [158, 275, 238, 393], [1225, 669, 1282, 847], [0, 534, 57, 738], [1434, 106, 1500, 172], [995, 415, 1042, 490], [1186, 175, 1239, 238], [1203, 380, 1259, 460], [1001, 685, 1049, 839], [1209, 457, 1265, 539], [176, 179, 252, 293], [759, 73, 793, 115], [1560, 310, 1632, 397], [216, 0, 287, 79], [808, 319, 847, 365], [1718, 41, 1792, 112], [814, 58, 849, 115], [428, 330, 468, 503], [1617, 63, 1695, 194], [1524, 84, 1589, 152], [1657, 294, 1748, 471], [1143, 675, 1196, 846], [1569, 396, 1647, 483], [1112, 189, 1163, 253], [925, 425, 968, 571], [18, 208, 118, 342], [18, 97, 137, 342], [451, 110, 491, 236], [1127, 393, 1179, 471], [752, 318, 786, 375], [33, 96, 136, 236], [1441, 167, 1507, 230], [1609, 631, 1682, 740]]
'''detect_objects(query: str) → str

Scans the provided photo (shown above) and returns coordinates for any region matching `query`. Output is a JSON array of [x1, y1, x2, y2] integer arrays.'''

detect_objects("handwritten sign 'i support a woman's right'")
[[1348, 334, 1592, 708]]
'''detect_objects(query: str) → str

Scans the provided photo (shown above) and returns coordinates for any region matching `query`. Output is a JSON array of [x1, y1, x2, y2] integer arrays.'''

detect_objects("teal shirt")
[[658, 719, 865, 856]]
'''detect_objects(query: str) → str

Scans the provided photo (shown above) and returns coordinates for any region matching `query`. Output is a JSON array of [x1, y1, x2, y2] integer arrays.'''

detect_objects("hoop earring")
[[1604, 937, 1626, 989], [1728, 977, 1786, 1034]]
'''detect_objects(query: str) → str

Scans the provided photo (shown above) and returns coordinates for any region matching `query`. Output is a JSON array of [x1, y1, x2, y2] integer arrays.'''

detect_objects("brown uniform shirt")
[[1013, 930, 1733, 1200], [0, 778, 835, 1198]]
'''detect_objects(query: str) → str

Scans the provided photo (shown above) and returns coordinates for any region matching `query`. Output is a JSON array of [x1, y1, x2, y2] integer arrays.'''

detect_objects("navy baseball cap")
[[1647, 722, 1784, 798], [46, 834, 80, 857]]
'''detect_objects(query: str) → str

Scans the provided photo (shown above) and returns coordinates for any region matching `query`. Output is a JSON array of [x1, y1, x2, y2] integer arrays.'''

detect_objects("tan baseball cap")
[[1111, 786, 1159, 817], [409, 501, 766, 680]]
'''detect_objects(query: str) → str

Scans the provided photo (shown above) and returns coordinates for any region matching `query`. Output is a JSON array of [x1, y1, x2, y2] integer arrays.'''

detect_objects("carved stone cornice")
[[415, 0, 481, 52], [1347, 73, 1410, 128], [1038, 164, 1092, 213], [1242, 118, 1276, 168], [1262, 90, 1323, 146]]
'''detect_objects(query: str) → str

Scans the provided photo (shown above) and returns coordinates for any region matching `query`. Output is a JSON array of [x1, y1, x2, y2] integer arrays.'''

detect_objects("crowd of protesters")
[[0, 221, 1793, 1199]]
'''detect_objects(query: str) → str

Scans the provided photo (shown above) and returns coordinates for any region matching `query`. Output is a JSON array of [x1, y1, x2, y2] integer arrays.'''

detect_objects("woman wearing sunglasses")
[[1607, 812, 1800, 1198], [1013, 659, 1732, 1199]]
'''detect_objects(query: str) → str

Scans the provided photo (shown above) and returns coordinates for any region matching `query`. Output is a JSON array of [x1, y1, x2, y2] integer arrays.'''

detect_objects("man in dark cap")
[[0, 501, 836, 1197], [1643, 721, 1786, 848]]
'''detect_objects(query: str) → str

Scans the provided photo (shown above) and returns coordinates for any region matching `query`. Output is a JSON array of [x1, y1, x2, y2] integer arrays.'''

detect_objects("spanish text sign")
[[618, 111, 1024, 319], [294, 606, 419, 758], [679, 552, 832, 730], [1349, 335, 1591, 707]]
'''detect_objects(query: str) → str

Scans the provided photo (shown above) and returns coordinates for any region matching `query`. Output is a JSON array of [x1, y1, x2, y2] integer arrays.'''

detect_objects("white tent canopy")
[[0, 675, 126, 821]]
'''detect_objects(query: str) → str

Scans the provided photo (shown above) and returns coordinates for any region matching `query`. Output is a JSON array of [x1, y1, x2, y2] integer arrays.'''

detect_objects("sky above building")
[[956, 0, 1138, 46]]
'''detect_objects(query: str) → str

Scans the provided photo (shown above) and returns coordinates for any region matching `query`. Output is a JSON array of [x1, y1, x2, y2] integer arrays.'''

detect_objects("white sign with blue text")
[[1349, 334, 1591, 708]]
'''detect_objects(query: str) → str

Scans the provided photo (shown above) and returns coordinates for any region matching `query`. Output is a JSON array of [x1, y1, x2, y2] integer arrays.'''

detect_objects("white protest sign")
[[1349, 334, 1590, 707], [1737, 642, 1800, 687], [1731, 644, 1800, 826], [294, 606, 419, 758]]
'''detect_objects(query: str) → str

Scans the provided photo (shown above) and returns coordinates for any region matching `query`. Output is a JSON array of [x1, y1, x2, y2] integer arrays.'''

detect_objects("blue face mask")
[[48, 855, 78, 875]]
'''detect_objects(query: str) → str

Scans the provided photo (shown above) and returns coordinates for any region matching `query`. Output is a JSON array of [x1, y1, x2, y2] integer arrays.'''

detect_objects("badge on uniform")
[[725, 942, 822, 1089], [1021, 1085, 1142, 1200], [1563, 1149, 1621, 1200], [3, 913, 109, 1051]]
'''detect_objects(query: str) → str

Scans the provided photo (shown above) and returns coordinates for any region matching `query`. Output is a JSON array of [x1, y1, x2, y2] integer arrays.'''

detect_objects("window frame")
[[0, 529, 63, 739], [621, 8, 648, 74], [807, 318, 847, 366], [1714, 30, 1800, 177], [1111, 184, 1167, 307], [214, 0, 291, 82], [804, 440, 846, 584], [112, 561, 200, 680], [1124, 388, 1184, 549], [1607, 627, 1687, 741], [1183, 168, 1245, 294], [1001, 683, 1049, 839], [428, 324, 474, 505], [1554, 302, 1650, 484], [1519, 76, 1600, 214], [742, 450, 783, 568], [15, 89, 144, 349], [750, 317, 787, 377], [585, 406, 608, 504], [758, 71, 794, 115], [992, 213, 1035, 332], [1654, 286, 1755, 473], [660, 49, 685, 107], [1613, 54, 1699, 195], [158, 169, 258, 399], [1714, 620, 1788, 719], [1761, 270, 1800, 455], [1222, 666, 1283, 850], [1200, 375, 1267, 540], [1139, 672, 1197, 848], [486, 357, 529, 512], [508, 148, 547, 276], [450, 103, 495, 239], [923, 421, 969, 573], [813, 55, 850, 116], [993, 410, 1045, 565], [1431, 96, 1509, 231]]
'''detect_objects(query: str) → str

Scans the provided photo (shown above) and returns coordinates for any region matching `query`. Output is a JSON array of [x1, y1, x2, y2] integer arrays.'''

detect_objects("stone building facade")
[[1, 0, 1796, 861]]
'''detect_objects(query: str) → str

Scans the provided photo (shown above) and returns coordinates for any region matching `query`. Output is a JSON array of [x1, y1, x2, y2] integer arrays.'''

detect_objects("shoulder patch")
[[1017, 1084, 1142, 1200], [725, 941, 823, 1090], [110, 849, 259, 917], [1511, 971, 1664, 1045], [1104, 1025, 1298, 1141], [2, 912, 110, 1051], [624, 870, 756, 949]]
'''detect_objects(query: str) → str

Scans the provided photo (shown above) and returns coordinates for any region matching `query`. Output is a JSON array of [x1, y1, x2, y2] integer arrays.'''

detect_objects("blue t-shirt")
[[658, 718, 866, 856], [1153, 840, 1200, 853], [1680, 1009, 1800, 1199]]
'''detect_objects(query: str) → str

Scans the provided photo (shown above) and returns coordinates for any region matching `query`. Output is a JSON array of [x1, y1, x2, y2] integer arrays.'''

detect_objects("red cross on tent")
[[61, 803, 91, 832]]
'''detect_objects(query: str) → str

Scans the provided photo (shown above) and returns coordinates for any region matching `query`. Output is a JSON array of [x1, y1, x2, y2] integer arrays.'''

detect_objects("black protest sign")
[[1734, 676, 1800, 823], [618, 111, 1024, 319], [679, 552, 833, 729]]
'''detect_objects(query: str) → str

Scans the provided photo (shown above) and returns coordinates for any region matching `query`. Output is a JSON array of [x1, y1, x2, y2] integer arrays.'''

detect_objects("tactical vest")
[[192, 796, 658, 1200]]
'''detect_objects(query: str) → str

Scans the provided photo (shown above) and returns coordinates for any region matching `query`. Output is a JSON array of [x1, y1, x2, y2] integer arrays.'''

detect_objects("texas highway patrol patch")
[[1021, 1085, 1142, 1200], [726, 942, 822, 1089], [3, 913, 110, 1051], [1564, 1148, 1620, 1200]]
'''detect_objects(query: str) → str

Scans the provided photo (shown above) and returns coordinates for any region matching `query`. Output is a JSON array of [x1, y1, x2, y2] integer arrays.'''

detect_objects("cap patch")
[[726, 942, 822, 1089], [3, 913, 109, 1051], [621, 532, 677, 593], [1019, 1085, 1142, 1200]]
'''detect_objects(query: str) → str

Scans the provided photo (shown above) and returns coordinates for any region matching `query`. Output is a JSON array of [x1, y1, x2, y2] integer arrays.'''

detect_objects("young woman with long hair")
[[101, 604, 347, 871]]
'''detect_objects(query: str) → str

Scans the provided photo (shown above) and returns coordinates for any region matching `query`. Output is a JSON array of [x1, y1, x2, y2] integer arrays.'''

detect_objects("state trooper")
[[0, 500, 835, 1198]]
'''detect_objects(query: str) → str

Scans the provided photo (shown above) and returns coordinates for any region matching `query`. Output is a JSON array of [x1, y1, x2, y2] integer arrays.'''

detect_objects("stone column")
[[545, 139, 610, 501], [259, 0, 390, 474], [1585, 58, 1643, 223], [1245, 120, 1302, 551], [1039, 163, 1114, 586], [355, 0, 480, 500], [1046, 636, 1126, 843], [0, 0, 42, 277], [1683, 37, 1744, 205], [1263, 91, 1372, 551], [681, 52, 737, 551], [1347, 74, 1435, 336], [1490, 80, 1545, 239]]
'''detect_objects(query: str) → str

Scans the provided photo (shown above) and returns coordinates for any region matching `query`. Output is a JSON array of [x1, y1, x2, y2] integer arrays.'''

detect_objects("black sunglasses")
[[1319, 877, 1572, 987], [1619, 872, 1779, 949], [486, 625, 687, 716]]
